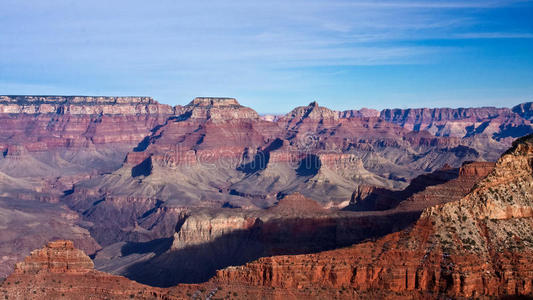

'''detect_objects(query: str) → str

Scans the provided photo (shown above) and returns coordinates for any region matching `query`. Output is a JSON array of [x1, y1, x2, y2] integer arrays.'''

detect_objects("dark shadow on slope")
[[449, 145, 479, 158], [122, 210, 420, 287], [133, 136, 151, 152], [140, 200, 164, 218], [121, 237, 174, 257], [295, 154, 321, 176], [237, 138, 284, 174], [133, 112, 193, 152], [345, 167, 459, 211], [464, 121, 490, 138], [493, 124, 533, 140], [132, 157, 152, 177]]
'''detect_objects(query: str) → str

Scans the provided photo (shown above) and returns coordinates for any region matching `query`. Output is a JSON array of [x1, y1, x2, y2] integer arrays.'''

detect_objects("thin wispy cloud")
[[454, 32, 533, 39], [0, 0, 532, 112], [334, 0, 530, 8]]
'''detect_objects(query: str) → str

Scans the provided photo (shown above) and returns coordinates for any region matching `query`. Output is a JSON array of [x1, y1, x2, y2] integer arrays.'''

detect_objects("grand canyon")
[[0, 95, 532, 299], [3, 0, 533, 298]]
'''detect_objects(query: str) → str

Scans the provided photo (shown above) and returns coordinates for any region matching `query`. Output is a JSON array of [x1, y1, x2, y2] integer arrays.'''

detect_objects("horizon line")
[[1, 94, 531, 113]]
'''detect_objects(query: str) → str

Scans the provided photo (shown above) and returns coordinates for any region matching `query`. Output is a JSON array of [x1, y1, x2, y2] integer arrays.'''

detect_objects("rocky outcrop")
[[0, 196, 101, 279], [281, 101, 339, 124], [125, 97, 280, 166], [0, 240, 202, 300], [186, 97, 260, 121], [13, 240, 93, 274], [211, 134, 533, 299], [267, 193, 326, 215]]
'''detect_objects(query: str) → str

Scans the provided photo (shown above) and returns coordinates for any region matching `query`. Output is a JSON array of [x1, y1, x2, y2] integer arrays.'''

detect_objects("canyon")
[[210, 134, 533, 299], [0, 95, 532, 299], [1, 133, 532, 299]]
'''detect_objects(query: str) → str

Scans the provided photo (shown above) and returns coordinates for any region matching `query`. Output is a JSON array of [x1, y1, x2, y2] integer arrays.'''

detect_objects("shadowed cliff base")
[[88, 160, 495, 287], [120, 210, 420, 287], [207, 134, 533, 299]]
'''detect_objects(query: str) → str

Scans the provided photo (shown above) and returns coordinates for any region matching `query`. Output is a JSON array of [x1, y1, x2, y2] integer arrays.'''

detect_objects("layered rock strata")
[[211, 134, 533, 299]]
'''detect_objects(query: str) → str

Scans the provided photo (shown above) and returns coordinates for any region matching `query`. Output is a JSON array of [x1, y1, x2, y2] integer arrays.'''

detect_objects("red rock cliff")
[[1, 240, 202, 299], [212, 134, 533, 299], [0, 95, 176, 152]]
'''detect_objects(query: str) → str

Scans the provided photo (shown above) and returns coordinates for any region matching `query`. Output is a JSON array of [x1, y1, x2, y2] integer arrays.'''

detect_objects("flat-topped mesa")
[[0, 95, 174, 115], [0, 95, 156, 104], [187, 97, 240, 107], [13, 240, 94, 275], [183, 97, 260, 121]]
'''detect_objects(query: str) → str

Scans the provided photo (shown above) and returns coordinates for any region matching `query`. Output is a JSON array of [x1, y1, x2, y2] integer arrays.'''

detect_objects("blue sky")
[[1, 0, 532, 113]]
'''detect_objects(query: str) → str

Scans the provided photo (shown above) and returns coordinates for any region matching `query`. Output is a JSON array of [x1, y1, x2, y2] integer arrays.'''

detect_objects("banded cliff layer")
[[0, 96, 174, 155], [212, 134, 533, 299]]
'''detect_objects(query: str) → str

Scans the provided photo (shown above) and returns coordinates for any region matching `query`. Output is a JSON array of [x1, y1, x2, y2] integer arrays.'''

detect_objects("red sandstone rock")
[[0, 240, 204, 299], [210, 134, 533, 299], [267, 193, 326, 216], [13, 240, 94, 275], [0, 96, 175, 154]]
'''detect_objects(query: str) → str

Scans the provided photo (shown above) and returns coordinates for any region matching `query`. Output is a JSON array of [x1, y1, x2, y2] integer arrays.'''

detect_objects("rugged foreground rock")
[[211, 134, 533, 299], [0, 240, 203, 299]]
